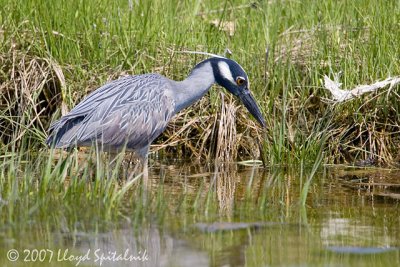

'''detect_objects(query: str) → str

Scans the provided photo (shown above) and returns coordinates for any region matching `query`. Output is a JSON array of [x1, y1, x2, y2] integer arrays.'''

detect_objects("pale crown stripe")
[[218, 61, 235, 84]]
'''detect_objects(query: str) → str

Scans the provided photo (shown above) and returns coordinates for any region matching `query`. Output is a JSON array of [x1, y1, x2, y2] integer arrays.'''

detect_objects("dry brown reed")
[[0, 51, 64, 146]]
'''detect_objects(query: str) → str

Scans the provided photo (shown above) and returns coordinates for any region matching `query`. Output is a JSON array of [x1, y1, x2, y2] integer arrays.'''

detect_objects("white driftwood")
[[323, 74, 400, 103]]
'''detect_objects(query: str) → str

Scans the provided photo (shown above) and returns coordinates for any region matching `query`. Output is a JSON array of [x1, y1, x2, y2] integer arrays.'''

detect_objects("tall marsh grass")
[[0, 0, 400, 218], [2, 0, 399, 166]]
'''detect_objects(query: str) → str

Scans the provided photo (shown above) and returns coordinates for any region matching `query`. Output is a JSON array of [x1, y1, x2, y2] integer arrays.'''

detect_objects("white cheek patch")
[[218, 61, 235, 84]]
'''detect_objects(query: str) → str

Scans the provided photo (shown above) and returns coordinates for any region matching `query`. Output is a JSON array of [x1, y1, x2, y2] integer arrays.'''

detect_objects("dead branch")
[[323, 74, 400, 103]]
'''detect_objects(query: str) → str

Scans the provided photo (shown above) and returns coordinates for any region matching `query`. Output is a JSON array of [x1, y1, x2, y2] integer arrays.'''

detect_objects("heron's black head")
[[207, 57, 266, 128]]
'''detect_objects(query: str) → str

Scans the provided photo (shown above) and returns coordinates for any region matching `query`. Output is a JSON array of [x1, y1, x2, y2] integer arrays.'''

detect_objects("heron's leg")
[[141, 155, 149, 206], [137, 146, 150, 204], [136, 146, 149, 178], [142, 156, 149, 184]]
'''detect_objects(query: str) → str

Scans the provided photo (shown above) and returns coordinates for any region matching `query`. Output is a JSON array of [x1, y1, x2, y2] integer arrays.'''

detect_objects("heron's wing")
[[51, 74, 175, 149], [49, 75, 141, 131], [75, 91, 174, 149]]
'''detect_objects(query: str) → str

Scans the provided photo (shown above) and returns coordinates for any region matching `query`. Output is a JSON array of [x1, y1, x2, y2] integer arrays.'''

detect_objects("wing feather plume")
[[47, 74, 175, 153]]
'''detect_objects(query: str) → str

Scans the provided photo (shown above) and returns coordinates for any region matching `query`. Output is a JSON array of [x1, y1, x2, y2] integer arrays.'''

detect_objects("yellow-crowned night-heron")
[[47, 56, 266, 175]]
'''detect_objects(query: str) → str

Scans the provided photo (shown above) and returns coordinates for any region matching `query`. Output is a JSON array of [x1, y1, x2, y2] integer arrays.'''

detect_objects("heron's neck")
[[172, 61, 215, 113]]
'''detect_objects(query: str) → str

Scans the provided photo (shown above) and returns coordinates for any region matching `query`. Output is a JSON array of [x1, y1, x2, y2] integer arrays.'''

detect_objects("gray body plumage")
[[48, 74, 177, 156], [47, 57, 265, 159]]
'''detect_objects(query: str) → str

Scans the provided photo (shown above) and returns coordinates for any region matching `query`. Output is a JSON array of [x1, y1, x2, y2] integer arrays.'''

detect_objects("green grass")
[[2, 0, 400, 165], [0, 1, 400, 265]]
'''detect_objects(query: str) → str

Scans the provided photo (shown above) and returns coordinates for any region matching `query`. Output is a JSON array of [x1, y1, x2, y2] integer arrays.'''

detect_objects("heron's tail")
[[46, 116, 85, 148]]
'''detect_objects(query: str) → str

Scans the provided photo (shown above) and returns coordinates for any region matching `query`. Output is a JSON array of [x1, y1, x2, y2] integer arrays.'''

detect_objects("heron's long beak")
[[238, 90, 266, 128]]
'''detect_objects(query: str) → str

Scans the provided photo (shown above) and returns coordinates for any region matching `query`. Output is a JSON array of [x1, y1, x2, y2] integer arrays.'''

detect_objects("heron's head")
[[209, 57, 266, 128]]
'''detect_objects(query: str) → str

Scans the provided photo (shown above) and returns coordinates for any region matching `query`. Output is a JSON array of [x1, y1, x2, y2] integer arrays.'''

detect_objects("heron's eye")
[[236, 77, 246, 86]]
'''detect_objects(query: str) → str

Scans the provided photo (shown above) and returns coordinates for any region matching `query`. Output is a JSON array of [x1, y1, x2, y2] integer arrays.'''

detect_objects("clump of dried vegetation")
[[0, 51, 63, 146]]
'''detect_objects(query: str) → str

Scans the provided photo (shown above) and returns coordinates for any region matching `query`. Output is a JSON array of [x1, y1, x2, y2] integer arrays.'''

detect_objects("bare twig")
[[323, 74, 400, 103]]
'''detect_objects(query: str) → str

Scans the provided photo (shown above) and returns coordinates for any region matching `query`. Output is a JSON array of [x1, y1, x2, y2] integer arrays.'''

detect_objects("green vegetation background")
[[1, 0, 400, 165]]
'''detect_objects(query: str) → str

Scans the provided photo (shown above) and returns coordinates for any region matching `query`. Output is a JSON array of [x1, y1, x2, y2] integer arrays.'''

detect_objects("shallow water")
[[1, 162, 399, 267]]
